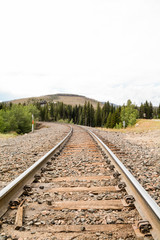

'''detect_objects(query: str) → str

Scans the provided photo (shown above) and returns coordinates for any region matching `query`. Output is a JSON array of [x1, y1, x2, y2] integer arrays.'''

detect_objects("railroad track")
[[0, 126, 160, 240]]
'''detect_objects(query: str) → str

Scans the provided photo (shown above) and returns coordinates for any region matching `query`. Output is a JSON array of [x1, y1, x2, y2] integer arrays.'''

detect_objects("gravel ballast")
[[0, 122, 70, 190], [91, 128, 160, 206], [1, 123, 160, 207]]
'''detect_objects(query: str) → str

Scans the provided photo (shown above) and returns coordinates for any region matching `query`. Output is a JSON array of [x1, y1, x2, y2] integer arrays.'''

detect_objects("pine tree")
[[149, 102, 153, 119], [50, 103, 54, 120], [40, 106, 45, 121], [114, 107, 121, 125], [111, 113, 116, 128], [82, 102, 87, 125], [95, 103, 102, 127], [144, 101, 149, 119], [86, 102, 91, 126], [44, 104, 49, 121], [139, 103, 144, 118], [78, 106, 83, 125], [106, 112, 112, 128], [90, 104, 95, 127], [102, 102, 109, 126], [158, 104, 160, 118]]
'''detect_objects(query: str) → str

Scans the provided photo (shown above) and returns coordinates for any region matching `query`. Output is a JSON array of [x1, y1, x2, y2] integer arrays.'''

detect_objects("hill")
[[10, 94, 104, 108]]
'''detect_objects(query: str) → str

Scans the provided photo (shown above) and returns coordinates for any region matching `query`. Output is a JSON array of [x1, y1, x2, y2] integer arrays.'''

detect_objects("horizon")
[[0, 1, 160, 106], [0, 92, 159, 107]]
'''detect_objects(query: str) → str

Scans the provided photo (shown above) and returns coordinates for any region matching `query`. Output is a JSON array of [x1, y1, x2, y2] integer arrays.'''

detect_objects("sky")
[[0, 0, 160, 106]]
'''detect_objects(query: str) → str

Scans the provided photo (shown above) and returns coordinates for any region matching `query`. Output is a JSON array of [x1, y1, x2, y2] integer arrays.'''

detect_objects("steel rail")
[[88, 129, 160, 240], [0, 126, 73, 217]]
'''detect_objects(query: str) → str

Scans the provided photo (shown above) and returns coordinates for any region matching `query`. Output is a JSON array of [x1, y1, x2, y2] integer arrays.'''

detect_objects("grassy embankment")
[[98, 119, 160, 133]]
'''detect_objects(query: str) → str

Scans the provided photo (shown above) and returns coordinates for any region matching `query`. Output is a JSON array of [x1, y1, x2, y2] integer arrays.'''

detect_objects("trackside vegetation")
[[0, 104, 39, 134], [0, 100, 159, 134]]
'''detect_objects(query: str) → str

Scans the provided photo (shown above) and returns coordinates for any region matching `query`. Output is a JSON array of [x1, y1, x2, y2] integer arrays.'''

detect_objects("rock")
[[88, 209, 96, 213], [34, 222, 41, 226], [81, 226, 85, 231], [27, 221, 34, 226], [0, 237, 7, 240], [37, 199, 43, 204]]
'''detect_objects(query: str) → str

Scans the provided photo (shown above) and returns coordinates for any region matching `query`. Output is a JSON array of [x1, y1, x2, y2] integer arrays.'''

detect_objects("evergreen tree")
[[144, 101, 150, 119], [114, 107, 121, 126], [157, 104, 160, 118], [139, 103, 145, 118], [111, 112, 116, 128], [149, 102, 153, 119], [82, 102, 87, 125], [58, 102, 64, 119], [95, 103, 102, 127], [106, 112, 112, 128], [86, 102, 91, 126], [50, 103, 54, 120], [78, 106, 83, 125], [66, 105, 73, 121], [102, 102, 109, 126], [90, 104, 95, 127], [110, 104, 115, 113], [44, 104, 49, 121], [40, 106, 45, 121]]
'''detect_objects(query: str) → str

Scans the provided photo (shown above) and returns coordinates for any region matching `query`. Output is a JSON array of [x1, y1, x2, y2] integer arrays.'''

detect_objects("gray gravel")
[[0, 122, 70, 190], [90, 127, 160, 206]]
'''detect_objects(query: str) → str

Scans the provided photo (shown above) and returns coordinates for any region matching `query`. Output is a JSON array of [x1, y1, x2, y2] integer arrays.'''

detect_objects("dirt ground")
[[97, 119, 160, 155]]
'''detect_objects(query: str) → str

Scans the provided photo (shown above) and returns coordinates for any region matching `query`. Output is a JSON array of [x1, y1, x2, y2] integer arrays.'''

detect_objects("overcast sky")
[[0, 0, 160, 106]]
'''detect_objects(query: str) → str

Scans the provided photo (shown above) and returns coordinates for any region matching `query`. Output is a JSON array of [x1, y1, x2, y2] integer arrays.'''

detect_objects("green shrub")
[[120, 100, 138, 128], [0, 104, 39, 134]]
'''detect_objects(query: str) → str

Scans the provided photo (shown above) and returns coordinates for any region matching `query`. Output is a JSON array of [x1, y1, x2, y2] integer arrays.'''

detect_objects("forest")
[[0, 100, 159, 134]]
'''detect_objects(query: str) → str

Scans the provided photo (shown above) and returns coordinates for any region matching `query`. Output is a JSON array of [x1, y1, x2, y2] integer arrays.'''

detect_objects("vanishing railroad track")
[[0, 125, 160, 240]]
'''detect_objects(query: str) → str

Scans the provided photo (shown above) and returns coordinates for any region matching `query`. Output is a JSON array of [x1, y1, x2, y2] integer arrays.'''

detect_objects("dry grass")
[[54, 95, 102, 108], [10, 94, 103, 108], [0, 132, 18, 139], [97, 119, 160, 133]]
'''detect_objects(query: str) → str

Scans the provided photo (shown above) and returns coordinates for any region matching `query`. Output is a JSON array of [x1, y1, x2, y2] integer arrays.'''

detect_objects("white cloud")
[[0, 0, 160, 105]]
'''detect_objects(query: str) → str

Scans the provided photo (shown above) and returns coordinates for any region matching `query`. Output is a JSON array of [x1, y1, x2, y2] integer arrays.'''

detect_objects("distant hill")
[[10, 93, 105, 108]]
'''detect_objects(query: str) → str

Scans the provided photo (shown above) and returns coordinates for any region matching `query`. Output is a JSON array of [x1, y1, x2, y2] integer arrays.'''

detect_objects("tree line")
[[35, 99, 160, 128], [35, 101, 120, 127], [0, 100, 159, 134]]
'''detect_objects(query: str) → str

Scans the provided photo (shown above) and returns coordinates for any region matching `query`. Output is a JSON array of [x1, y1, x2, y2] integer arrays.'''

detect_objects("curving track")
[[0, 125, 159, 240]]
